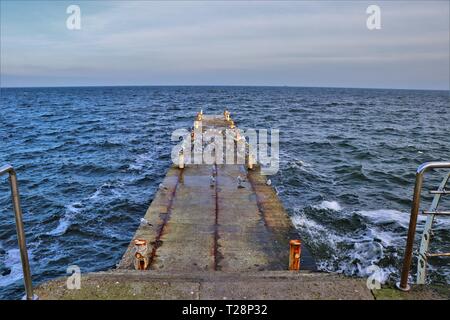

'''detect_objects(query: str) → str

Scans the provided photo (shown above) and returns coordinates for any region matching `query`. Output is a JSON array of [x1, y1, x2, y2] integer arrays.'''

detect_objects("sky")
[[0, 1, 449, 90]]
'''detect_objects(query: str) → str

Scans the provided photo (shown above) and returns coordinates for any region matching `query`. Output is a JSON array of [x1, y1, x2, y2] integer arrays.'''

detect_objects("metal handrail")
[[397, 161, 450, 291], [0, 164, 36, 300]]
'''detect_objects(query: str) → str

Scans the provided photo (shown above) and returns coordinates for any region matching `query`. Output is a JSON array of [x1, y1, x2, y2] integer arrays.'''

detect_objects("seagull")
[[237, 175, 245, 188], [159, 183, 167, 190], [140, 218, 152, 227], [266, 179, 272, 186]]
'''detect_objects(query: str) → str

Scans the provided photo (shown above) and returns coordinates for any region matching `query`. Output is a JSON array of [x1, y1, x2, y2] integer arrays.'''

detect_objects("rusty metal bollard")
[[289, 240, 301, 271], [133, 239, 149, 270], [224, 109, 230, 121], [248, 153, 255, 170]]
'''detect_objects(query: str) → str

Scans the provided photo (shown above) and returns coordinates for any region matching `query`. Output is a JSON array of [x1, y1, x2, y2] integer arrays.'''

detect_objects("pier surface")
[[118, 114, 314, 272]]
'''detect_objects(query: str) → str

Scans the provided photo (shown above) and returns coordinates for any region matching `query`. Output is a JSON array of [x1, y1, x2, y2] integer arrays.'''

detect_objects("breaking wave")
[[0, 248, 34, 287]]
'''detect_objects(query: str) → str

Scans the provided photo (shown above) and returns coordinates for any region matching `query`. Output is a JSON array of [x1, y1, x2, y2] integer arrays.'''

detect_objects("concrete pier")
[[118, 114, 314, 272]]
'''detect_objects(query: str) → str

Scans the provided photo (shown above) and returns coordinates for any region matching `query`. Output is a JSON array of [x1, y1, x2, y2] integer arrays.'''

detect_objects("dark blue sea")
[[0, 86, 449, 299]]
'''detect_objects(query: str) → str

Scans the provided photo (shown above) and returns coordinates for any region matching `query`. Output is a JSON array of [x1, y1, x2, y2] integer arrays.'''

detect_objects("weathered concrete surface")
[[373, 285, 450, 300], [118, 114, 315, 272], [35, 271, 374, 300], [247, 166, 315, 270], [36, 270, 450, 300]]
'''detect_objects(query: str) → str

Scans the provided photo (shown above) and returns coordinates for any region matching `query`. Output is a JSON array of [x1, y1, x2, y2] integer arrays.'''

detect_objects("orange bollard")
[[133, 239, 149, 270], [289, 240, 301, 271]]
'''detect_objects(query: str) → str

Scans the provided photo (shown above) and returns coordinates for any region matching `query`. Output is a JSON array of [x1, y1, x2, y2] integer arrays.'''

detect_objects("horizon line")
[[1, 84, 448, 92]]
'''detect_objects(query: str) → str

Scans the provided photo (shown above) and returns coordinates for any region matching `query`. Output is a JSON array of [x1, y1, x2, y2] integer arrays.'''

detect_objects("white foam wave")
[[291, 213, 342, 251], [357, 209, 412, 226], [46, 202, 82, 236], [314, 200, 342, 211], [356, 208, 450, 229], [128, 151, 155, 171], [88, 183, 111, 200], [286, 158, 315, 173], [88, 182, 124, 201], [0, 248, 34, 287], [293, 159, 312, 168], [291, 207, 415, 283]]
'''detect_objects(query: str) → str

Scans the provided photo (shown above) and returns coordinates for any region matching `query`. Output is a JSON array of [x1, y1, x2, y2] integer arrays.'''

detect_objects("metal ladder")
[[0, 164, 37, 300], [397, 161, 450, 291]]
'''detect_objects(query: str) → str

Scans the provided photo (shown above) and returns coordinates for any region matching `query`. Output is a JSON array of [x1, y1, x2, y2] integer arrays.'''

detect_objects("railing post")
[[396, 161, 450, 291], [0, 165, 36, 300], [397, 172, 424, 291]]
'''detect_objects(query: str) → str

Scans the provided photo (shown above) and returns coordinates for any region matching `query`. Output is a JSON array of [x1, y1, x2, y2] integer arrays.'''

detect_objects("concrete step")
[[35, 270, 375, 300]]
